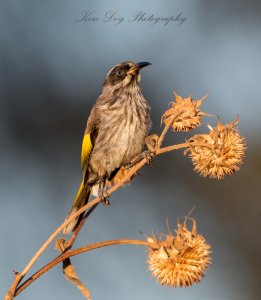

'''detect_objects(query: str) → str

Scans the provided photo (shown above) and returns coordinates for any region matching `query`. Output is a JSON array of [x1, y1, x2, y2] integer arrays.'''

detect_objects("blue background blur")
[[1, 1, 260, 299]]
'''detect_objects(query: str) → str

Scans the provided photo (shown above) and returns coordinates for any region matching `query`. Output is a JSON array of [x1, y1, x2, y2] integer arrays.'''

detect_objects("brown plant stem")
[[66, 141, 195, 254], [157, 115, 175, 149], [4, 150, 151, 300], [67, 203, 100, 250], [4, 138, 196, 300], [4, 198, 101, 300], [14, 239, 155, 297], [156, 142, 190, 154]]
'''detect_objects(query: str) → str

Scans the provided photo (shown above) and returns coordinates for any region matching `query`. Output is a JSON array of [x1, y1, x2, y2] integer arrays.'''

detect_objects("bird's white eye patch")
[[106, 64, 121, 78]]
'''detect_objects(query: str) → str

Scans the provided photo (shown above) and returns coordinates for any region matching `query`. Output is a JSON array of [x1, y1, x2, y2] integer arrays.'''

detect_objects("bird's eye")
[[116, 69, 125, 77]]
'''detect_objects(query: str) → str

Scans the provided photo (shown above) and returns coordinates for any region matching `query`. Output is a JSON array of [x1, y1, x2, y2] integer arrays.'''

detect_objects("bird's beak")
[[127, 62, 152, 75]]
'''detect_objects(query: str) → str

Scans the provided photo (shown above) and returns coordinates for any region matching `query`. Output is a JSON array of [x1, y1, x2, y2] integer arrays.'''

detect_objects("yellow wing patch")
[[81, 133, 93, 171]]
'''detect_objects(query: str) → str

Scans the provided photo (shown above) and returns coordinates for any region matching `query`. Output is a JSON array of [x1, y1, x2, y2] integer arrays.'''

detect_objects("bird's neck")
[[107, 83, 142, 98]]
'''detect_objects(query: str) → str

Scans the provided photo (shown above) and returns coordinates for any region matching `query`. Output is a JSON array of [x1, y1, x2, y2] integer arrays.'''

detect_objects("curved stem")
[[157, 121, 171, 149], [15, 239, 154, 297], [157, 116, 174, 150], [67, 203, 99, 250], [4, 136, 194, 300], [4, 156, 150, 300], [4, 198, 102, 300]]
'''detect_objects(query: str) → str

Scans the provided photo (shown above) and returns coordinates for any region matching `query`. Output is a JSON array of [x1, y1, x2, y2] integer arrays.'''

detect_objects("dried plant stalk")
[[4, 92, 246, 300]]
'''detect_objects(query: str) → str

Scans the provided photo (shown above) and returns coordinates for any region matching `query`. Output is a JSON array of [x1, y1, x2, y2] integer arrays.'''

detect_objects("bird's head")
[[103, 61, 151, 90]]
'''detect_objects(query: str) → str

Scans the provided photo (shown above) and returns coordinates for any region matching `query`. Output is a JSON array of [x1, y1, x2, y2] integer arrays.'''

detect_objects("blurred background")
[[1, 0, 260, 299]]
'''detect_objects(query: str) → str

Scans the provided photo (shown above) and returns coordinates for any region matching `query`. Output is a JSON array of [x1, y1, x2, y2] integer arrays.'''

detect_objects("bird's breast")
[[90, 93, 150, 175]]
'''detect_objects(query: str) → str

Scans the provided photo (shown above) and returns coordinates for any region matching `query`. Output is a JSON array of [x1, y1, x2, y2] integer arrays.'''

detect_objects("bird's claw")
[[100, 191, 110, 205], [126, 150, 155, 170], [141, 150, 155, 167], [98, 178, 110, 205]]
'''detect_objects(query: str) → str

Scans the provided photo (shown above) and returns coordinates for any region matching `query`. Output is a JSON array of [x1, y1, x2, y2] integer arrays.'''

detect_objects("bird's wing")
[[81, 132, 93, 172], [81, 102, 100, 172]]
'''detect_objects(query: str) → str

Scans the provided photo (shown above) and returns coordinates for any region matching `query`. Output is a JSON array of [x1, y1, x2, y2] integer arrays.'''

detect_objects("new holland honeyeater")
[[63, 61, 151, 234]]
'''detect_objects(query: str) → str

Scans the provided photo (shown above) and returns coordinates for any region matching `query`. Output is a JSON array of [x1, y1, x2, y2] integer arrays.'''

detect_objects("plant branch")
[[4, 149, 151, 300], [4, 91, 239, 299], [4, 131, 196, 300], [157, 116, 174, 149], [156, 142, 190, 154], [14, 239, 155, 297], [67, 203, 100, 250], [4, 197, 101, 300]]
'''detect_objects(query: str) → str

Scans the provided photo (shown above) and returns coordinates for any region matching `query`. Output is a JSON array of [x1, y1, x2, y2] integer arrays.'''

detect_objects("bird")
[[63, 61, 151, 234]]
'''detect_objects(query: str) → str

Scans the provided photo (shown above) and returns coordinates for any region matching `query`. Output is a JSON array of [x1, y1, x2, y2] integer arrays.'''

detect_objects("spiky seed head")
[[185, 117, 246, 179], [161, 92, 208, 132], [146, 218, 211, 287]]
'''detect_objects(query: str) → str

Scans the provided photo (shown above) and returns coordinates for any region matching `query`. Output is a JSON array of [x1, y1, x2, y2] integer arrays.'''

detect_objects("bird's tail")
[[63, 180, 91, 234]]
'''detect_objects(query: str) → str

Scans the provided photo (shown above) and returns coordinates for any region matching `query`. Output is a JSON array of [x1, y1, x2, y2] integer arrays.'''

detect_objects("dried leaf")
[[145, 134, 159, 152], [55, 238, 91, 300]]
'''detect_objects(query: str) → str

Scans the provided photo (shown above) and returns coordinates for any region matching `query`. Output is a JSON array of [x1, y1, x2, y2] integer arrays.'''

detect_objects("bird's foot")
[[100, 192, 110, 206], [126, 150, 155, 170], [141, 150, 155, 167], [98, 178, 110, 205]]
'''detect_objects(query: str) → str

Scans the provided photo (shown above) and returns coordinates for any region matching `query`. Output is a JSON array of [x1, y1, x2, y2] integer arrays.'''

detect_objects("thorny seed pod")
[[146, 218, 211, 287], [185, 117, 246, 179], [161, 92, 208, 132]]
